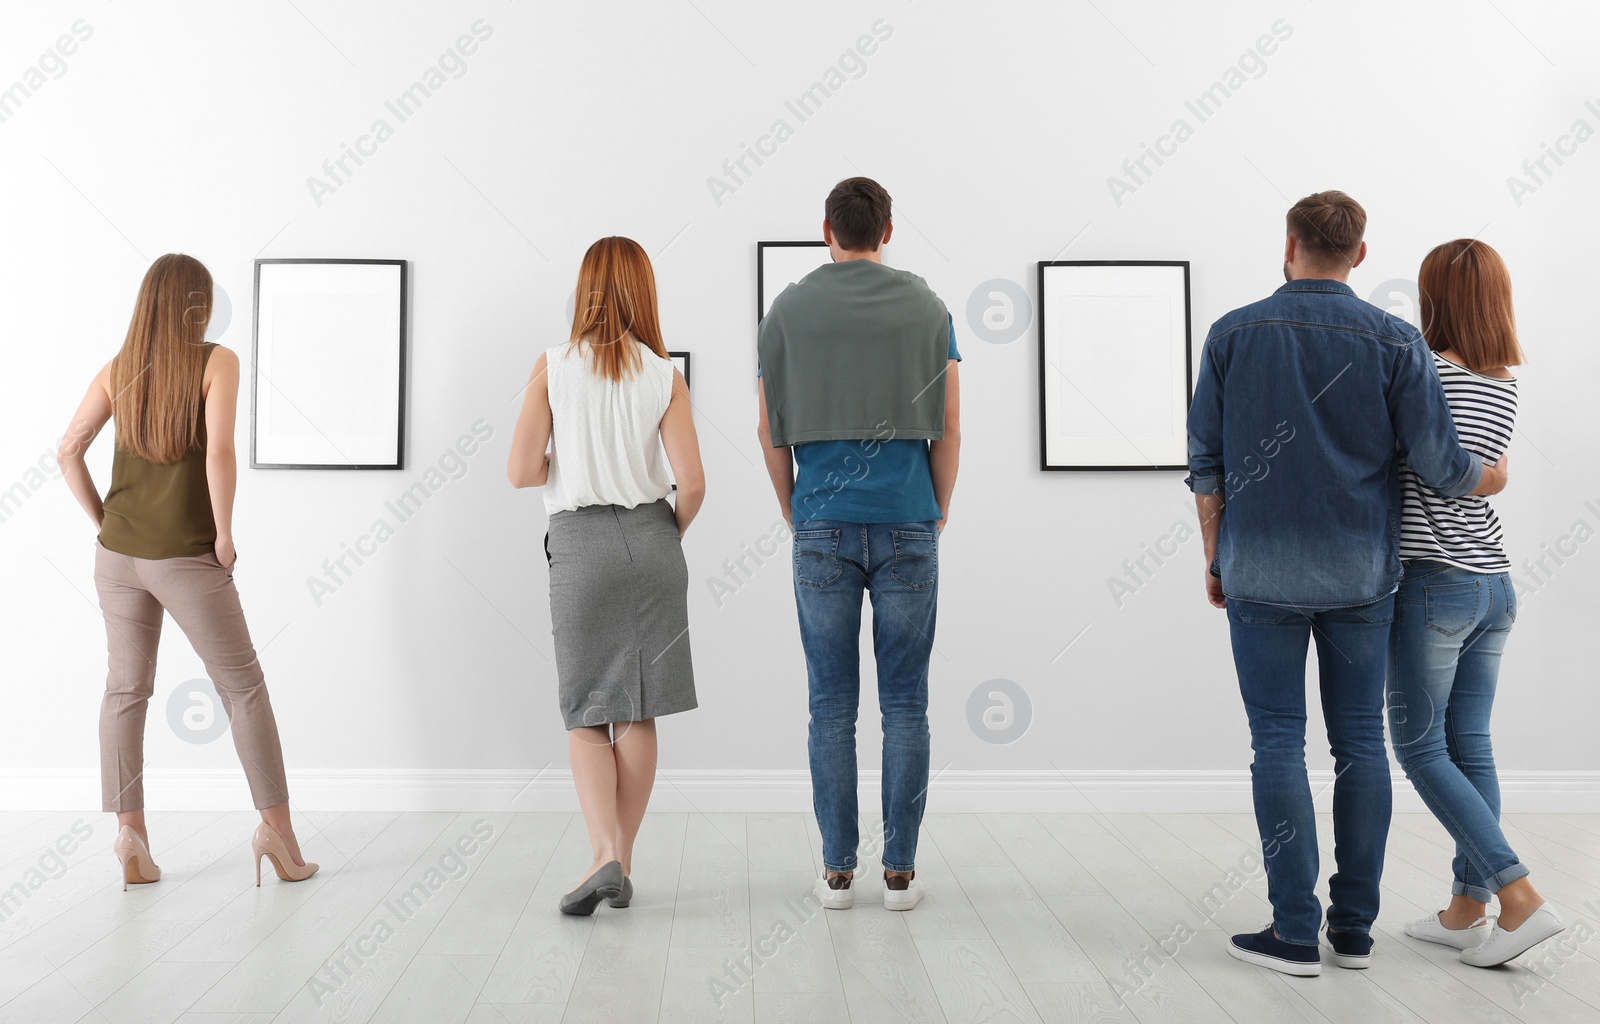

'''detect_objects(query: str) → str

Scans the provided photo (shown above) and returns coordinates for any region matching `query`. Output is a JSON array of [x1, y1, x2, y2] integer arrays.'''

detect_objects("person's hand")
[[1472, 453, 1509, 496], [214, 536, 237, 570], [1205, 571, 1226, 609], [937, 517, 947, 534]]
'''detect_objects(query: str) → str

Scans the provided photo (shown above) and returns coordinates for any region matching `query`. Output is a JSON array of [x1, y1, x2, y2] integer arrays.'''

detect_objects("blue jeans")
[[1386, 562, 1525, 902], [792, 520, 938, 874], [1227, 594, 1395, 946]]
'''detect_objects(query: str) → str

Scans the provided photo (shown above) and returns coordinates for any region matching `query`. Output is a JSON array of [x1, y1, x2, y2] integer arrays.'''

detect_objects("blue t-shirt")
[[780, 316, 961, 524]]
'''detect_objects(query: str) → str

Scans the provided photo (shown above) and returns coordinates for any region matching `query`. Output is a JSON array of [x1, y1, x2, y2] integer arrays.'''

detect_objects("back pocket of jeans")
[[794, 529, 842, 589], [890, 530, 937, 591], [1424, 580, 1480, 637]]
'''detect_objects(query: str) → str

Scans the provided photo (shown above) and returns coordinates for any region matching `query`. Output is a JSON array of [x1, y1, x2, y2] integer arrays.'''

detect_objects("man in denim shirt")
[[1186, 191, 1508, 976]]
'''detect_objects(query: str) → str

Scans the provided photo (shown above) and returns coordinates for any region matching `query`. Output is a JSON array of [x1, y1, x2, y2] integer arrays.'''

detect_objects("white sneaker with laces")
[[1405, 911, 1493, 950], [1461, 903, 1565, 967]]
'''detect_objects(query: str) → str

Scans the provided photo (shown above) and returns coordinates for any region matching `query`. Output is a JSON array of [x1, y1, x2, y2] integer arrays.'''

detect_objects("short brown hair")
[[1286, 190, 1365, 267], [825, 177, 891, 251], [1418, 239, 1524, 370]]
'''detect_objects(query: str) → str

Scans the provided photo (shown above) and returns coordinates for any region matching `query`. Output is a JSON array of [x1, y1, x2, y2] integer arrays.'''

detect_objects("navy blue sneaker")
[[1228, 926, 1321, 976], [1321, 927, 1373, 969]]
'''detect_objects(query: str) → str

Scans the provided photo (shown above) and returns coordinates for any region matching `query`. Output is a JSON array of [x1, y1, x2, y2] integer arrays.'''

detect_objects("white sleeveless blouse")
[[544, 339, 676, 515]]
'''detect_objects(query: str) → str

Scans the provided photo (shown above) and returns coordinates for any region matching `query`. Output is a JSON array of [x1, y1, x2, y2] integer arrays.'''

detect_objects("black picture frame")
[[668, 350, 691, 389], [1036, 260, 1193, 472], [250, 258, 408, 470], [756, 240, 830, 324]]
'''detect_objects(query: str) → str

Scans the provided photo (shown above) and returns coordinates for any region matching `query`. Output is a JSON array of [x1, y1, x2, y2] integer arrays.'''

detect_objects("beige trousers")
[[94, 543, 289, 811]]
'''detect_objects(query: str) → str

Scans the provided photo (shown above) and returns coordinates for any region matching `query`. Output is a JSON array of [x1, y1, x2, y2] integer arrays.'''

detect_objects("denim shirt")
[[1185, 279, 1483, 610]]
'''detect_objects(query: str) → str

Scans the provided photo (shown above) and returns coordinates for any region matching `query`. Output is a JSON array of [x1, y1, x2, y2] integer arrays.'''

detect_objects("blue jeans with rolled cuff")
[[1386, 562, 1527, 903], [792, 520, 937, 875], [1228, 593, 1395, 946]]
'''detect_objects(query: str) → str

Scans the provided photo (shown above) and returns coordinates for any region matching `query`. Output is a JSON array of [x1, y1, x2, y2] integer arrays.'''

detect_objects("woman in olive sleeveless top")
[[58, 254, 317, 890]]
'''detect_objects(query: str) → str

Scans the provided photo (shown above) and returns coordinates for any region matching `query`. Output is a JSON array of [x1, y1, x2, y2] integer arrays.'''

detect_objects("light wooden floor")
[[1, 810, 1597, 1023]]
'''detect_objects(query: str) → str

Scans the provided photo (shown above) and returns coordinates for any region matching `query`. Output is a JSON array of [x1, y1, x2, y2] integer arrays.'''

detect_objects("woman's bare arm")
[[58, 363, 115, 529], [660, 369, 705, 535], [203, 347, 241, 566], [508, 352, 553, 488]]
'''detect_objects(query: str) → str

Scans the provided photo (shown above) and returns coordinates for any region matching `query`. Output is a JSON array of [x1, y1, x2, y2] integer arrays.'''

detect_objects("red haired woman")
[[509, 236, 706, 915]]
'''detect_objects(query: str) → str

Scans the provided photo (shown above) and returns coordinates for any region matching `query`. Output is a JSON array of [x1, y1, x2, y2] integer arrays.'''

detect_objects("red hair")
[[568, 236, 668, 381], [1418, 239, 1524, 370]]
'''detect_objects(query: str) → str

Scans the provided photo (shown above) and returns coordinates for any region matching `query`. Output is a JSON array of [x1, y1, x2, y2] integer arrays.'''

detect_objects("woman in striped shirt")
[[1386, 240, 1563, 967]]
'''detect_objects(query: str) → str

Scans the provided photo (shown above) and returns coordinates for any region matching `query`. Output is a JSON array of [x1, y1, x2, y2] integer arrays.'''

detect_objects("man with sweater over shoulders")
[[756, 177, 961, 913], [1186, 190, 1508, 976]]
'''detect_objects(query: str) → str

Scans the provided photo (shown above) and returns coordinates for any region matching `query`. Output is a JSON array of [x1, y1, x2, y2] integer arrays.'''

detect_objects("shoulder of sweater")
[[764, 262, 946, 320], [883, 264, 948, 312], [762, 281, 802, 326], [843, 262, 949, 311]]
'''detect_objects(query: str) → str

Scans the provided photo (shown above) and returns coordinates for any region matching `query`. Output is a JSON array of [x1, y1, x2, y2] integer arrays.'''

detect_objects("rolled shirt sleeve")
[[1185, 334, 1225, 494]]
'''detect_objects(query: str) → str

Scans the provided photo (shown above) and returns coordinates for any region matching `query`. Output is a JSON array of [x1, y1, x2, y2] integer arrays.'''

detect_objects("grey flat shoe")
[[559, 861, 624, 916], [608, 876, 633, 909]]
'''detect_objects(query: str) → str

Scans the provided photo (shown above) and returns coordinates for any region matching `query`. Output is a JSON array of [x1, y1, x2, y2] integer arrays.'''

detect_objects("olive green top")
[[98, 344, 219, 559], [757, 259, 950, 447]]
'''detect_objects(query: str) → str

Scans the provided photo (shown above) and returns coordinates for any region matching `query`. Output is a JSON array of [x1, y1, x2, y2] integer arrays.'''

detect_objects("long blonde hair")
[[568, 236, 668, 381], [111, 254, 213, 464]]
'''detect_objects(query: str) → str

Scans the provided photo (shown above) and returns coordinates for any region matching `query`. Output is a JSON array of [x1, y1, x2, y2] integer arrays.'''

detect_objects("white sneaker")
[[815, 874, 854, 910], [1461, 903, 1566, 967], [1405, 911, 1493, 950], [883, 874, 922, 911]]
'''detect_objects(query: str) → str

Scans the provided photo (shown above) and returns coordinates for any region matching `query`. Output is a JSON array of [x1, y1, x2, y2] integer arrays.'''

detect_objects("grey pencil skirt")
[[546, 498, 698, 730]]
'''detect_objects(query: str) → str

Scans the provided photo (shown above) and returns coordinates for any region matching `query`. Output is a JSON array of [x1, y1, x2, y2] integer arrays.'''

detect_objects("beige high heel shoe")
[[252, 823, 319, 885], [114, 825, 160, 890]]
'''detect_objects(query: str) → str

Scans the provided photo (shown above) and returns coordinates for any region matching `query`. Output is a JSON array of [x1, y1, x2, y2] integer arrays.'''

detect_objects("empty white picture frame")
[[1037, 261, 1192, 471], [757, 240, 832, 322], [251, 259, 407, 469], [668, 350, 691, 388]]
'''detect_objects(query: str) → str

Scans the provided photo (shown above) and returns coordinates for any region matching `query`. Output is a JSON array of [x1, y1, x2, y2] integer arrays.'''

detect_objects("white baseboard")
[[4, 769, 1598, 813]]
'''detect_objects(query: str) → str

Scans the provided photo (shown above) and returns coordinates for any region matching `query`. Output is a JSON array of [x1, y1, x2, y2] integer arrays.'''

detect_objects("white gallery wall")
[[3, 0, 1596, 812]]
